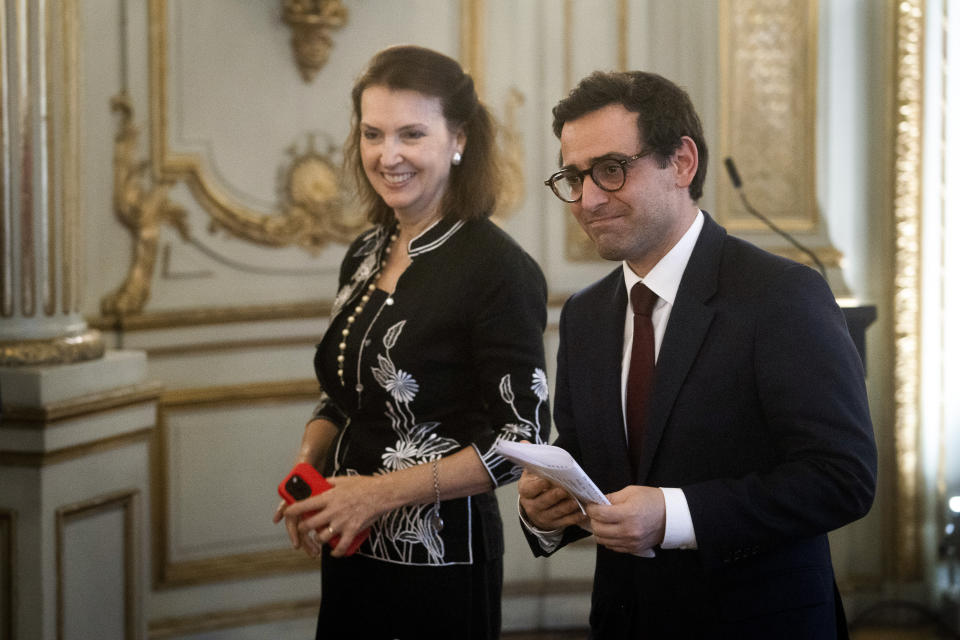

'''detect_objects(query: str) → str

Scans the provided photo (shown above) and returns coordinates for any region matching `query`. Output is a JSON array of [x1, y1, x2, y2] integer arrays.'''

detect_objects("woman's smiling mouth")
[[382, 172, 415, 185]]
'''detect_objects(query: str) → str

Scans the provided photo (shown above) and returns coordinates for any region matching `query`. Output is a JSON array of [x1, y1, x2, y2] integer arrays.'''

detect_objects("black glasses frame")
[[544, 150, 653, 203]]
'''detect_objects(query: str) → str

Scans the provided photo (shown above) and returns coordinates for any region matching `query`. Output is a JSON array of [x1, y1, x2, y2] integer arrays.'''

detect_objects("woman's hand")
[[274, 498, 322, 558], [272, 418, 340, 557], [283, 474, 389, 557]]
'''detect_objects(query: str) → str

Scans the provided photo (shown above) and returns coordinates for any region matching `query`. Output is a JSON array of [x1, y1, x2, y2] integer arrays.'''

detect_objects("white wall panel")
[[60, 502, 131, 639], [164, 400, 316, 561]]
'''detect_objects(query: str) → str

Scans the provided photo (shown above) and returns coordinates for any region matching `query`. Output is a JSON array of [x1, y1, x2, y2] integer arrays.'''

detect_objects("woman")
[[274, 45, 549, 639]]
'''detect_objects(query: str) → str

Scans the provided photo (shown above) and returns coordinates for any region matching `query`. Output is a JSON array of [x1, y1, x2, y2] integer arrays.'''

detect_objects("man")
[[519, 70, 877, 638]]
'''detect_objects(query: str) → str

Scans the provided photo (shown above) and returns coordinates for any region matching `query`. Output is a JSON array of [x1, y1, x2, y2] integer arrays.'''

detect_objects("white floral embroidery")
[[330, 225, 392, 319], [497, 371, 546, 445], [381, 439, 420, 471], [371, 354, 420, 403], [532, 368, 549, 402], [478, 367, 549, 482], [502, 422, 532, 438], [331, 252, 379, 318], [359, 321, 460, 565]]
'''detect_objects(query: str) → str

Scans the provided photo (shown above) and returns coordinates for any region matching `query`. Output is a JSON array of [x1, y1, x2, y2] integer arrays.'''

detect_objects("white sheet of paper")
[[497, 439, 656, 558], [493, 440, 609, 511]]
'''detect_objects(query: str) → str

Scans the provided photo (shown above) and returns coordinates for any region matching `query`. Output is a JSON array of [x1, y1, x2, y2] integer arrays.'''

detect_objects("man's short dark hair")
[[552, 70, 709, 201]]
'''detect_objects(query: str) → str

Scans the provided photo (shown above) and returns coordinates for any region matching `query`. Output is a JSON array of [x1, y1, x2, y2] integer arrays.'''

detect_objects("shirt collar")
[[621, 210, 704, 306]]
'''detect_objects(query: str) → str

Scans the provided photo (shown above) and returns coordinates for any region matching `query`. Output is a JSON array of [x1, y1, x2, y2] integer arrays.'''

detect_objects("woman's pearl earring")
[[452, 152, 462, 166]]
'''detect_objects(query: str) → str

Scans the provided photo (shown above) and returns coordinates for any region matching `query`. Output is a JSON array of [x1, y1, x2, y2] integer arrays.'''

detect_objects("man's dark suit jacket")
[[528, 213, 877, 639]]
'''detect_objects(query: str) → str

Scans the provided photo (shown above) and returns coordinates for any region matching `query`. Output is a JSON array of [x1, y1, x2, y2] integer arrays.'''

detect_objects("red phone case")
[[278, 463, 369, 556]]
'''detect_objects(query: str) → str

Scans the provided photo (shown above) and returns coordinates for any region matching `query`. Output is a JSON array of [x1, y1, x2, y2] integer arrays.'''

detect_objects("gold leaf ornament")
[[282, 0, 348, 82]]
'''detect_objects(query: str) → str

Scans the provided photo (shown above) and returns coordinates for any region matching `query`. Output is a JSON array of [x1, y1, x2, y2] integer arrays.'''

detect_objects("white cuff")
[[517, 496, 564, 553], [659, 487, 698, 550]]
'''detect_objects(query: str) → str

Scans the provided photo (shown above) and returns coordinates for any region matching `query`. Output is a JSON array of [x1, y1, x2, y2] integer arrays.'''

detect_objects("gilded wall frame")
[[101, 0, 510, 321], [55, 490, 139, 640], [891, 0, 924, 581], [146, 0, 495, 254], [150, 380, 321, 587]]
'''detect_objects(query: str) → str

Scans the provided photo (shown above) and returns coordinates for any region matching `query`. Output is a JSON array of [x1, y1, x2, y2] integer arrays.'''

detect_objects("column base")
[[0, 329, 105, 367]]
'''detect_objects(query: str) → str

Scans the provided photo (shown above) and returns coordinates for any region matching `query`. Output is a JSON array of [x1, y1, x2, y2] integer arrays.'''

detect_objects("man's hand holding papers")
[[495, 439, 608, 512], [504, 439, 657, 558]]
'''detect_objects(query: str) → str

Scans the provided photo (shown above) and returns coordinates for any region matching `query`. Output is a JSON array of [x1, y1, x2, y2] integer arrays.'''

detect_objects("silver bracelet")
[[430, 458, 444, 532]]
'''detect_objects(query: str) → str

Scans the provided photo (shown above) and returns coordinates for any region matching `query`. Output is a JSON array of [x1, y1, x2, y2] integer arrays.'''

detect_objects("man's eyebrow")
[[558, 152, 629, 170]]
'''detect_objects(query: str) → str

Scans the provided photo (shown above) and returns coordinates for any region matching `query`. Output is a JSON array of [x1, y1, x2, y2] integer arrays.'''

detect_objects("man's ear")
[[673, 136, 699, 190]]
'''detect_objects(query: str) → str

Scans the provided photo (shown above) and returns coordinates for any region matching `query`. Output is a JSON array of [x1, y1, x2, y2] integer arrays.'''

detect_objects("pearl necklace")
[[336, 232, 398, 386]]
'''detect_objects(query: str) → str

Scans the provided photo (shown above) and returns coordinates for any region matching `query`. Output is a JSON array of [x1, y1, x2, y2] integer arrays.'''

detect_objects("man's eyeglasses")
[[544, 150, 653, 203]]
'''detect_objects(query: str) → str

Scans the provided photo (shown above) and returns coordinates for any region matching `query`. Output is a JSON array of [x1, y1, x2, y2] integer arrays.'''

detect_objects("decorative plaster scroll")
[[281, 0, 348, 83], [718, 0, 818, 232], [891, 0, 924, 581], [271, 135, 367, 248], [101, 94, 188, 318], [99, 0, 492, 325], [102, 88, 365, 319], [109, 0, 496, 321], [148, 0, 364, 254]]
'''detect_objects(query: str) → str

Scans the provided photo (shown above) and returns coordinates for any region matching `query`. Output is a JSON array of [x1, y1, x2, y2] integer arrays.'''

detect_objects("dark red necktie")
[[627, 282, 658, 476]]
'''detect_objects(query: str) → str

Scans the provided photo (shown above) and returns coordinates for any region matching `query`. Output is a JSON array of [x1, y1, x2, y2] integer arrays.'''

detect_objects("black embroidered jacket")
[[313, 217, 550, 566]]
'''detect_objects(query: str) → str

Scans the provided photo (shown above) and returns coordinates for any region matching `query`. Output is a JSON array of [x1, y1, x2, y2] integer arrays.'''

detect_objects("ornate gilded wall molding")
[[718, 0, 819, 233], [101, 94, 187, 318], [147, 0, 363, 255], [891, 0, 924, 581], [103, 0, 367, 316], [273, 135, 367, 248], [281, 0, 348, 83], [103, 87, 363, 319], [99, 0, 492, 319]]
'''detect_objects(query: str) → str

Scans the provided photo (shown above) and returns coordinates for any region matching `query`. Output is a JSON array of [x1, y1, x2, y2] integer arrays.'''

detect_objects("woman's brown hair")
[[344, 45, 502, 226]]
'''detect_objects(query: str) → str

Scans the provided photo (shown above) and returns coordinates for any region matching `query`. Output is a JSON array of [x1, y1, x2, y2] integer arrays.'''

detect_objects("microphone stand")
[[723, 157, 828, 281], [722, 158, 878, 368]]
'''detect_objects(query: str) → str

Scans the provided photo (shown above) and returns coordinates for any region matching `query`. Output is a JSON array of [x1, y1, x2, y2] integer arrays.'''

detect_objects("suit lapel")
[[634, 214, 724, 483]]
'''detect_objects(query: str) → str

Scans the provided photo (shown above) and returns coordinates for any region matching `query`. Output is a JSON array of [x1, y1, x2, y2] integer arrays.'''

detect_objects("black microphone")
[[723, 157, 828, 281]]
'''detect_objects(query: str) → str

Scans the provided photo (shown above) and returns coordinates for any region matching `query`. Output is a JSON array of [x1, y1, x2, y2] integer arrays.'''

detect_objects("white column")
[[0, 0, 102, 366], [1, 3, 157, 639]]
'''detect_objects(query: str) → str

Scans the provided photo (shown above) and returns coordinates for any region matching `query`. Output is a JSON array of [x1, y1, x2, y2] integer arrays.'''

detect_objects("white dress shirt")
[[521, 211, 704, 553]]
